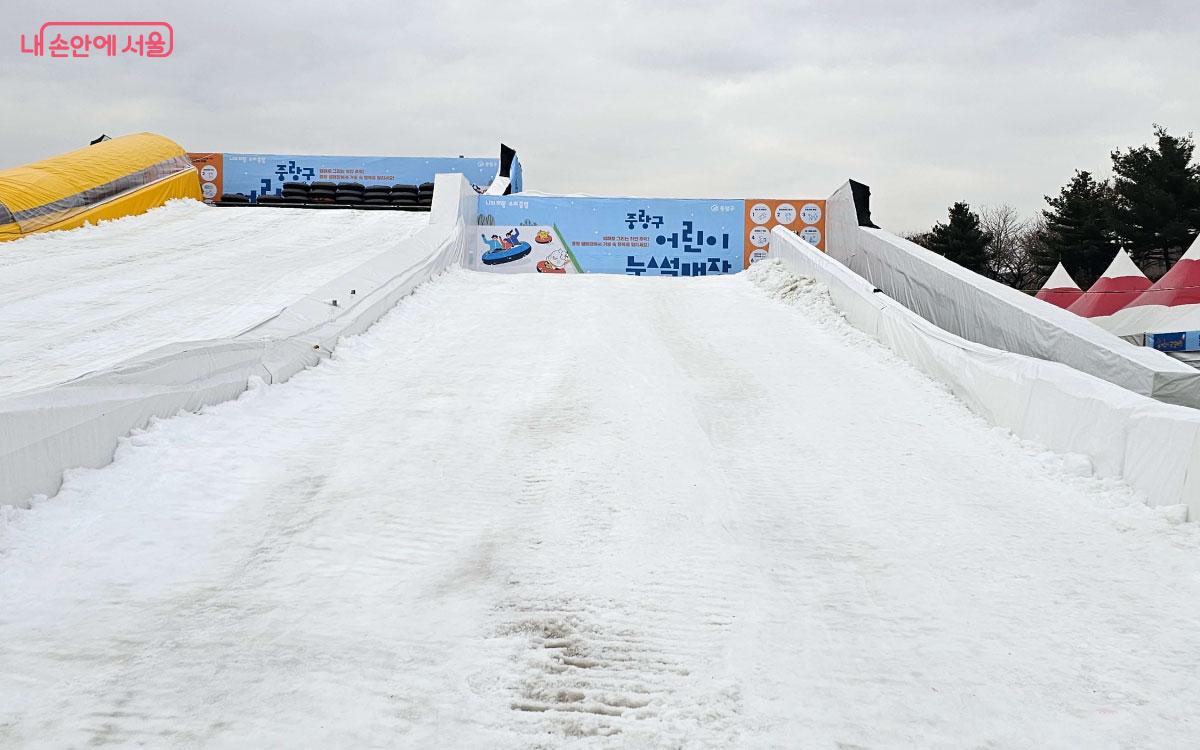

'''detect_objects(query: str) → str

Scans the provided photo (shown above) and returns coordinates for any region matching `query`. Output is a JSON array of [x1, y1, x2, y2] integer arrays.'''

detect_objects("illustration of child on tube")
[[481, 227, 532, 265]]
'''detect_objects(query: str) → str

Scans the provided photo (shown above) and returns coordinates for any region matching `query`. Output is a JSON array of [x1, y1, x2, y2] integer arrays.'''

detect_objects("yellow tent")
[[0, 132, 202, 242]]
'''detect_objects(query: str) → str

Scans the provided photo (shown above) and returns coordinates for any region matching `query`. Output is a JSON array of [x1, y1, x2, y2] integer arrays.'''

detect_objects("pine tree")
[[1039, 171, 1117, 288], [925, 202, 992, 275], [1111, 125, 1200, 276]]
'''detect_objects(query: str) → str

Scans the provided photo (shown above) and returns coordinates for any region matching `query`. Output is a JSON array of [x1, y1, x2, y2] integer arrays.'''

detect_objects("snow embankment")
[[0, 199, 428, 397]]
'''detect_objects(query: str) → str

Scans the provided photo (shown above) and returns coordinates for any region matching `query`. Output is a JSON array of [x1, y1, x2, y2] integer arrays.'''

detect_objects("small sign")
[[1146, 331, 1200, 352]]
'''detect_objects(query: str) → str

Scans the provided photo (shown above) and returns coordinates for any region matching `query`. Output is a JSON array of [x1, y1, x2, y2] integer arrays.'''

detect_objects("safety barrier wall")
[[824, 182, 1200, 409], [0, 173, 476, 507], [770, 227, 1200, 519]]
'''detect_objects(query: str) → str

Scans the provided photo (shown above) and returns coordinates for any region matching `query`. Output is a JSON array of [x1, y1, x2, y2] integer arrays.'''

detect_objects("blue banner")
[[475, 196, 745, 276], [1146, 331, 1200, 352], [221, 153, 501, 199]]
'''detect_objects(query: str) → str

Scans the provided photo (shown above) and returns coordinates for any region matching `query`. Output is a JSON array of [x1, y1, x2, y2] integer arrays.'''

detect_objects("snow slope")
[[2, 265, 1199, 747], [0, 200, 427, 397]]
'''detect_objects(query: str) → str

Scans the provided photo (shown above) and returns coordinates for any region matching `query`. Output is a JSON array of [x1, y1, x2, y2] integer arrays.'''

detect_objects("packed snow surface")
[[0, 200, 427, 397], [3, 263, 1200, 747]]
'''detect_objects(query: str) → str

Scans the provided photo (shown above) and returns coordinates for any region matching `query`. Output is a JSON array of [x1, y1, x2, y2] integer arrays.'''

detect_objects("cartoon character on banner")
[[537, 247, 570, 274]]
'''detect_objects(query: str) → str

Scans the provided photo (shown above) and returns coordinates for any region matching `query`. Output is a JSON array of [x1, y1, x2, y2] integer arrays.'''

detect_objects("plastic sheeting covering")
[[0, 132, 195, 240], [0, 174, 476, 507], [18, 169, 201, 239], [823, 181, 1200, 408], [769, 227, 1200, 519]]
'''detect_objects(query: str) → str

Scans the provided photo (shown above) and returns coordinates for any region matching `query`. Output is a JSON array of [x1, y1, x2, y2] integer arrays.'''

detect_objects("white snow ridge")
[[2, 267, 1200, 747]]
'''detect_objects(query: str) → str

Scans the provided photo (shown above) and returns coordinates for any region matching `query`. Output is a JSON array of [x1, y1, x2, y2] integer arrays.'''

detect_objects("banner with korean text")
[[473, 195, 825, 275]]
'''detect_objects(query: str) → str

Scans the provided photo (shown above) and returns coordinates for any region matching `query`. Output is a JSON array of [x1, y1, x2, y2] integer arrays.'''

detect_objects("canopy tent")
[[0, 132, 200, 242], [1066, 249, 1151, 318], [1034, 262, 1083, 309], [1095, 235, 1200, 339]]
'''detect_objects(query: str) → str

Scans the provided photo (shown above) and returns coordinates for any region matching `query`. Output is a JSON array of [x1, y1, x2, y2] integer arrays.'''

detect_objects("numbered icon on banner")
[[749, 226, 771, 248], [800, 203, 822, 225], [201, 182, 217, 200], [774, 203, 796, 225], [749, 249, 769, 264], [800, 226, 822, 246], [749, 203, 771, 225], [200, 165, 218, 182]]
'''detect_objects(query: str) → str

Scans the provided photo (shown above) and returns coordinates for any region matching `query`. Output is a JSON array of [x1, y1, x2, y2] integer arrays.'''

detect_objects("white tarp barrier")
[[0, 174, 477, 507], [824, 182, 1200, 408], [770, 227, 1200, 519]]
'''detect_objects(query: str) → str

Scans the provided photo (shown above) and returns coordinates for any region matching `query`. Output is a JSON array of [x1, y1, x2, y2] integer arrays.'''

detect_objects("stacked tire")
[[417, 182, 434, 208], [309, 181, 337, 204], [336, 182, 365, 206], [389, 184, 418, 208], [281, 181, 309, 204], [362, 184, 391, 206], [219, 180, 435, 209]]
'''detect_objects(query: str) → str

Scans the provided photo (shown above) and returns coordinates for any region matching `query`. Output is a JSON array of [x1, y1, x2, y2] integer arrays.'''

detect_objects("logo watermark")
[[20, 22, 174, 58]]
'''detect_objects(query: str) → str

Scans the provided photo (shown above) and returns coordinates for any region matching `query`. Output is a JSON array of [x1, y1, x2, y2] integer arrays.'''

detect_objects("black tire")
[[418, 181, 435, 191], [281, 182, 309, 195], [257, 194, 285, 204], [220, 193, 249, 203], [336, 182, 365, 193], [282, 194, 308, 204], [335, 195, 363, 204], [309, 188, 335, 198], [311, 181, 336, 191], [391, 184, 418, 194], [389, 198, 418, 206], [363, 198, 389, 206], [363, 185, 390, 194]]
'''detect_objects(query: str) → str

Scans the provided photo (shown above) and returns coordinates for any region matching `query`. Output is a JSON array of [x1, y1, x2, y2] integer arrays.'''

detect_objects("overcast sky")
[[3, 0, 1198, 232]]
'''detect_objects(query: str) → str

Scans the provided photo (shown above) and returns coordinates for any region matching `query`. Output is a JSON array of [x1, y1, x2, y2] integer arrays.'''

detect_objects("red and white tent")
[[1094, 235, 1200, 338], [1035, 262, 1083, 309], [1066, 249, 1151, 318]]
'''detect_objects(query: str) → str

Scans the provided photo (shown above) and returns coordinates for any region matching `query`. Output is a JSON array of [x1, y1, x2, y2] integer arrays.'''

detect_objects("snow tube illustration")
[[482, 241, 532, 265]]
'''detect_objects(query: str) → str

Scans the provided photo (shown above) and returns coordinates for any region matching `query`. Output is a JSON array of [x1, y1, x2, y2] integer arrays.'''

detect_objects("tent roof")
[[1101, 248, 1148, 281], [1041, 262, 1080, 291], [1067, 250, 1151, 318], [1035, 262, 1083, 308], [1125, 234, 1200, 311]]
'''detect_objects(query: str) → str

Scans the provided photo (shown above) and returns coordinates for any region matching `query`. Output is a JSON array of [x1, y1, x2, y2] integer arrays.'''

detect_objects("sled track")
[[2, 265, 1200, 747]]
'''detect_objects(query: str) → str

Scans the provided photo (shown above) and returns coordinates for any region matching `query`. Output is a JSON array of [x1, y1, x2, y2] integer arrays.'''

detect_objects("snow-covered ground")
[[2, 263, 1199, 747], [0, 200, 426, 397]]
